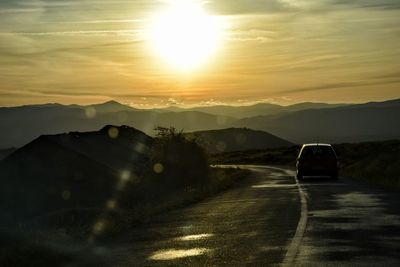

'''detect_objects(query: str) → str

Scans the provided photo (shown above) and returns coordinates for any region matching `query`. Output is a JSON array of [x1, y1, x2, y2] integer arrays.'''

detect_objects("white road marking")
[[260, 166, 308, 267]]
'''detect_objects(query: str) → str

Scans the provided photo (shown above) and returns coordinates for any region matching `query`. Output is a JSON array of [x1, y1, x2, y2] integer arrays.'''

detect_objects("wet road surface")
[[295, 176, 400, 266], [91, 165, 400, 266]]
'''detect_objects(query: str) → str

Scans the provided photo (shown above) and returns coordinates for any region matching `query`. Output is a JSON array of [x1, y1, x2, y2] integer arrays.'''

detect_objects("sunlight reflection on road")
[[175, 233, 214, 241], [149, 248, 211, 260], [252, 184, 297, 188]]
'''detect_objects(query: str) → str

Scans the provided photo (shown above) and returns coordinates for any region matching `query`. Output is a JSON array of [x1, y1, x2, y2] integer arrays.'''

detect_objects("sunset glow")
[[148, 2, 223, 71], [0, 1, 399, 107]]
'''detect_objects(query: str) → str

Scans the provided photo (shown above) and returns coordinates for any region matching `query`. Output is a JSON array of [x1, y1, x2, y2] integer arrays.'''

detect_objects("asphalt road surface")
[[89, 165, 400, 266]]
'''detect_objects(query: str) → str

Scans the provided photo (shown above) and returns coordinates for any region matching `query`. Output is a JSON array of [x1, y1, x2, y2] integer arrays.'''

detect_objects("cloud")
[[0, 30, 144, 37], [206, 0, 294, 15], [0, 89, 172, 99], [166, 98, 185, 105], [198, 98, 226, 106], [282, 79, 400, 94], [329, 0, 400, 10]]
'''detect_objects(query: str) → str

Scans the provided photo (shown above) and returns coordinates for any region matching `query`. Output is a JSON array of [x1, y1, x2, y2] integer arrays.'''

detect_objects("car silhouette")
[[296, 143, 338, 180]]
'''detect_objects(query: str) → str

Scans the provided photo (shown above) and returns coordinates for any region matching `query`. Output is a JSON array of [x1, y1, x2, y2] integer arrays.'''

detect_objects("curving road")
[[89, 165, 400, 266]]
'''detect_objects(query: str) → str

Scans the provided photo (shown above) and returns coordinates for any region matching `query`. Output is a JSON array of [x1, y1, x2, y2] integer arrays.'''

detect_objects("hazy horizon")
[[1, 96, 399, 109], [1, 0, 399, 107]]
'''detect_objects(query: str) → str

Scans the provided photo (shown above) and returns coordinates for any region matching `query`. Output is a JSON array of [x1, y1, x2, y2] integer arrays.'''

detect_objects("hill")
[[85, 100, 139, 113], [185, 128, 293, 153], [233, 99, 400, 143], [0, 125, 252, 249], [0, 148, 16, 160], [0, 125, 153, 222]]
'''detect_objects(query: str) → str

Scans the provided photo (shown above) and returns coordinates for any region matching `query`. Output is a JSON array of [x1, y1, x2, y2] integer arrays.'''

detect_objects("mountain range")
[[160, 102, 347, 118], [234, 99, 400, 143], [0, 98, 399, 148]]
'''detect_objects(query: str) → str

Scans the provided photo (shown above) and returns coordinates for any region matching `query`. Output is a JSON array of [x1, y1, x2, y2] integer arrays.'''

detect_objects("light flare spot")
[[153, 163, 164, 174], [85, 107, 96, 119], [135, 142, 147, 153], [121, 170, 131, 181], [117, 170, 133, 190], [61, 190, 71, 200], [106, 199, 117, 210], [93, 220, 106, 234], [108, 127, 119, 139]]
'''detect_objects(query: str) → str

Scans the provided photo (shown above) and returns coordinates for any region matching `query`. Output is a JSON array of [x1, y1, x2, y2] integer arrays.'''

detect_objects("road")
[[87, 165, 400, 266]]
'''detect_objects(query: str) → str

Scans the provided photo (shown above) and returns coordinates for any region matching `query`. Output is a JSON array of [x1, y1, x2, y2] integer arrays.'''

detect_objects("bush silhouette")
[[149, 126, 209, 189]]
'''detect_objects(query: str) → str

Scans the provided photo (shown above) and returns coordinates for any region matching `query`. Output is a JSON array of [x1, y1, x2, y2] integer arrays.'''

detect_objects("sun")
[[148, 2, 223, 72]]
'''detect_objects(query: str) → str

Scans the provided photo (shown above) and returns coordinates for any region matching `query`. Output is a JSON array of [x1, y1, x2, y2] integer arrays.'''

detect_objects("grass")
[[210, 146, 301, 166], [334, 140, 400, 189], [211, 140, 400, 190]]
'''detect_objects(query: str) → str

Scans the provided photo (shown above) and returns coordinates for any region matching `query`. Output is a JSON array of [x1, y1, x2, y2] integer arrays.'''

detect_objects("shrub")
[[147, 126, 209, 189]]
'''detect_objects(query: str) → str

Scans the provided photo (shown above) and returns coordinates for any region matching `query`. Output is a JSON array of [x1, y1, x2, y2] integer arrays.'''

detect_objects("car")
[[296, 143, 338, 180]]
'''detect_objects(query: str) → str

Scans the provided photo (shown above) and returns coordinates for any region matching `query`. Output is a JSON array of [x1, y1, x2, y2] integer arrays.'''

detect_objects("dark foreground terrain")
[[0, 125, 253, 266], [90, 166, 400, 266], [1, 130, 399, 266], [3, 166, 398, 266]]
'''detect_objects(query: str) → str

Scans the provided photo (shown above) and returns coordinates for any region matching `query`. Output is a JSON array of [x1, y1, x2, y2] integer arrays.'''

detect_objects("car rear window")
[[300, 146, 336, 158]]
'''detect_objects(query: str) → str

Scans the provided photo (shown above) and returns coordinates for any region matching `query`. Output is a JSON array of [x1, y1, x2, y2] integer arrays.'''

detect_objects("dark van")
[[296, 144, 338, 180]]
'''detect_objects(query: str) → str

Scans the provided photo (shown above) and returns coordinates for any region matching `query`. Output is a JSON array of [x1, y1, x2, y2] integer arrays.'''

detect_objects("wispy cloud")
[[207, 0, 294, 15], [282, 79, 400, 94], [48, 19, 145, 24], [0, 89, 171, 99], [329, 0, 400, 10], [0, 30, 144, 37]]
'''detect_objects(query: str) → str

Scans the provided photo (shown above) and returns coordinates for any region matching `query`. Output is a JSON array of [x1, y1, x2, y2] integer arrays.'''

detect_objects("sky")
[[0, 0, 399, 107]]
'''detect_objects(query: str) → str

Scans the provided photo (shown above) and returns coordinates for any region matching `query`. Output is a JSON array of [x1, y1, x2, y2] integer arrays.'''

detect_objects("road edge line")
[[282, 171, 308, 267]]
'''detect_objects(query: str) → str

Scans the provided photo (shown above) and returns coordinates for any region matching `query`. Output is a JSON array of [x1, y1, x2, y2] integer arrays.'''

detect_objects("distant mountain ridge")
[[1, 98, 399, 148], [234, 98, 400, 143], [81, 100, 139, 113], [160, 102, 347, 118]]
